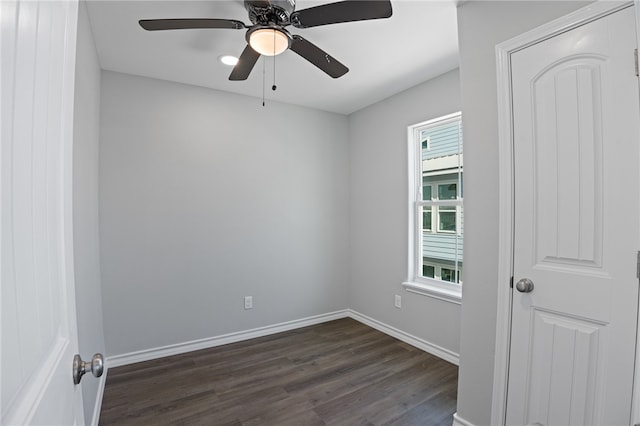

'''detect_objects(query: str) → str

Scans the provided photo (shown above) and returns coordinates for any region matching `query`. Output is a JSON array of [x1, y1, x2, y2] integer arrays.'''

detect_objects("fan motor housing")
[[245, 0, 296, 25]]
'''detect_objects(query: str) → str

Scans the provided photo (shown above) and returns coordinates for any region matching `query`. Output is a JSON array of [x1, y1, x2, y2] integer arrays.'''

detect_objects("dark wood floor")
[[99, 318, 458, 425]]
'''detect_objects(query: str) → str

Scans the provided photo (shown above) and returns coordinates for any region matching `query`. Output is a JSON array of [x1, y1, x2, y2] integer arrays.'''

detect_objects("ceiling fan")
[[139, 0, 393, 81]]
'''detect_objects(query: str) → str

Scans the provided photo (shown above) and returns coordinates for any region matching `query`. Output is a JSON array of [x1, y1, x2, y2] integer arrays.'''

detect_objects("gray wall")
[[455, 2, 590, 424], [72, 2, 105, 424], [348, 68, 461, 355], [99, 72, 350, 356]]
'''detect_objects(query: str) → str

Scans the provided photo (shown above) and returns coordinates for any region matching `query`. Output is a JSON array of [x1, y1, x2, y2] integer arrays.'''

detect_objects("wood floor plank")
[[100, 318, 458, 425]]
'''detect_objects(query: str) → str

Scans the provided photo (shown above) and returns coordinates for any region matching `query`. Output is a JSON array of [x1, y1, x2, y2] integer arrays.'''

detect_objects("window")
[[404, 112, 463, 303], [421, 134, 430, 152], [441, 268, 460, 283], [422, 207, 432, 232], [422, 262, 461, 283], [438, 183, 457, 200], [422, 264, 435, 278], [438, 206, 457, 233], [422, 184, 432, 201]]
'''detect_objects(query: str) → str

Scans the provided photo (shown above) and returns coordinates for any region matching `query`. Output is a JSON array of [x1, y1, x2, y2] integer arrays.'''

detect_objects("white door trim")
[[633, 2, 640, 423], [492, 1, 635, 424]]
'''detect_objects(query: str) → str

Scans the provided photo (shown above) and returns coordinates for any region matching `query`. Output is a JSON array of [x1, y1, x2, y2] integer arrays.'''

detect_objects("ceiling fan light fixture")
[[248, 28, 289, 56], [219, 55, 239, 66]]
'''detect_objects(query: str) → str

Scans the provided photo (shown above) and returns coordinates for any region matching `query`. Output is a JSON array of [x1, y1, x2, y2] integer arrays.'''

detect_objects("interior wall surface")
[[455, 2, 591, 424], [72, 1, 106, 423], [348, 68, 462, 356], [99, 71, 350, 357]]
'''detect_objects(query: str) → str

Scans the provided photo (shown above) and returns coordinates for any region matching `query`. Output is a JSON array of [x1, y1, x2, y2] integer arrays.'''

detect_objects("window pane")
[[422, 208, 432, 231], [422, 185, 432, 201], [420, 132, 429, 152], [441, 268, 458, 283], [439, 208, 456, 232], [438, 183, 457, 200], [422, 265, 435, 278]]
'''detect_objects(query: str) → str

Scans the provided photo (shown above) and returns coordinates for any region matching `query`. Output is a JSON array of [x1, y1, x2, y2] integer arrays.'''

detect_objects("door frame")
[[492, 1, 637, 424]]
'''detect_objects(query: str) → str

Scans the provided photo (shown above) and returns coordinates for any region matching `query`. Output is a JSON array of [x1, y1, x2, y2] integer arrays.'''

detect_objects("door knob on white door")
[[515, 278, 534, 293], [72, 353, 104, 384]]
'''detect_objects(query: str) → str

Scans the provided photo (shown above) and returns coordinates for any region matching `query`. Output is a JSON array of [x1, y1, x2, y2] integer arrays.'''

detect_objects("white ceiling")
[[86, 0, 459, 114]]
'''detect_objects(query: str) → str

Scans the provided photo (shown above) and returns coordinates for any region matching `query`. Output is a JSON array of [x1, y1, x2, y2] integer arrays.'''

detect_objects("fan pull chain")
[[272, 30, 277, 91], [272, 56, 277, 91], [262, 56, 265, 107]]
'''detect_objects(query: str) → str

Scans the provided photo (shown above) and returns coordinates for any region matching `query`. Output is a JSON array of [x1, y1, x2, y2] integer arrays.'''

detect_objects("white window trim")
[[404, 112, 462, 304]]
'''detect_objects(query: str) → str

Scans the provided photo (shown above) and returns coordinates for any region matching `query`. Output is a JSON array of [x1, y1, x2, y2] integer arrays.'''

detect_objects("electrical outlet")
[[244, 296, 253, 310], [394, 294, 401, 309]]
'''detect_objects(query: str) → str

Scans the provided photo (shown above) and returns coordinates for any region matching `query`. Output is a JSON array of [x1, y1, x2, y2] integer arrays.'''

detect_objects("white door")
[[506, 6, 640, 425], [1, 0, 84, 424]]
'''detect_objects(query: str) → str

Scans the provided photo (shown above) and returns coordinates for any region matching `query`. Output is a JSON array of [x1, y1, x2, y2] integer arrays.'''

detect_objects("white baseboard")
[[106, 309, 459, 369], [348, 309, 460, 366], [452, 412, 475, 426], [106, 310, 350, 368], [90, 368, 108, 426]]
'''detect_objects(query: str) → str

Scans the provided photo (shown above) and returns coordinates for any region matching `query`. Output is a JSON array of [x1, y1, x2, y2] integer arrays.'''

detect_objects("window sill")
[[402, 281, 462, 305]]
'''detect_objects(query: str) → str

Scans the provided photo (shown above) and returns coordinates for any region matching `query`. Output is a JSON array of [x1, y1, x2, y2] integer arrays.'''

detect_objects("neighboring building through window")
[[405, 112, 463, 301]]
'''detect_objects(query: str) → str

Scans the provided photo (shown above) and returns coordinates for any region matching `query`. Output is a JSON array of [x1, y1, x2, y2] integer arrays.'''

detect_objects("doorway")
[[494, 2, 640, 424]]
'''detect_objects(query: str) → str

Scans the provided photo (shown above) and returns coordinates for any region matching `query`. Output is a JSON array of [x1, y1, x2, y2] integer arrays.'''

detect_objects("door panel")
[[1, 0, 82, 424], [507, 6, 640, 425], [526, 309, 602, 425], [533, 59, 603, 269]]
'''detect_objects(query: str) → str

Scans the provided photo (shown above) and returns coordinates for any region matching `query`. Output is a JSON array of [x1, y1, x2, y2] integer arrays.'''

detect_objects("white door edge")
[[492, 1, 636, 425]]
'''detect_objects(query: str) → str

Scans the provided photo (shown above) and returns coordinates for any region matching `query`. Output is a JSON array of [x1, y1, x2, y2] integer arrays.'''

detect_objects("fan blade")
[[290, 35, 348, 78], [229, 45, 261, 80], [139, 19, 246, 31], [291, 0, 392, 29]]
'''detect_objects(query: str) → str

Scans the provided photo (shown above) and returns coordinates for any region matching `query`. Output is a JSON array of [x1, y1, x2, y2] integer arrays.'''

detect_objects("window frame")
[[403, 112, 462, 304]]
